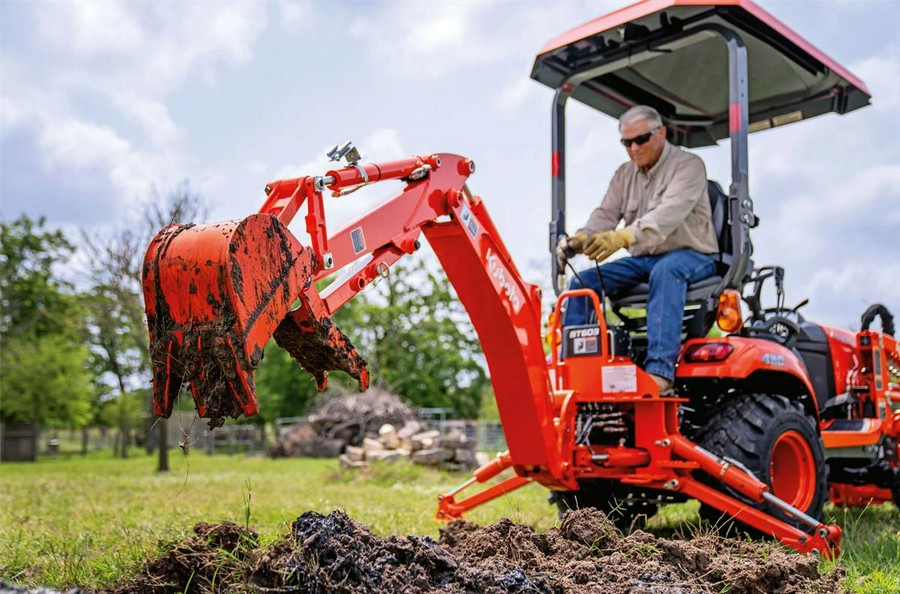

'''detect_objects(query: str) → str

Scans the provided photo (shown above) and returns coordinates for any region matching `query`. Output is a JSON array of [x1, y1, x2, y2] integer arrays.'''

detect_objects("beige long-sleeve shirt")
[[577, 142, 718, 257]]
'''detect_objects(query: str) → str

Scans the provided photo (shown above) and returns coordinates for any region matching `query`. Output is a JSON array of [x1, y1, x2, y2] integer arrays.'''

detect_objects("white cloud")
[[133, 3, 268, 94], [349, 2, 495, 77], [363, 128, 406, 161], [277, 1, 314, 30], [350, 1, 577, 79], [2, 2, 273, 219], [35, 1, 146, 57], [0, 95, 35, 133], [109, 93, 178, 147], [496, 76, 536, 113], [346, 1, 627, 84], [28, 105, 180, 206], [37, 118, 131, 168], [853, 44, 900, 111]]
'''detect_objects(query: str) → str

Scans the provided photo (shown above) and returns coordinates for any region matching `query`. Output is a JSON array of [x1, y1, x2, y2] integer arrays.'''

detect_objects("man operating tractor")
[[557, 105, 719, 395], [140, 0, 897, 558]]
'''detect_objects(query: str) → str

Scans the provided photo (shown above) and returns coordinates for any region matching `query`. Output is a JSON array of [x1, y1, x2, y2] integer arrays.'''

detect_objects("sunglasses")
[[620, 127, 660, 148]]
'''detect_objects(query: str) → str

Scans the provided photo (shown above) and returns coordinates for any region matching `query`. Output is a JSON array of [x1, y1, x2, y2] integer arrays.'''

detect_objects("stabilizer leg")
[[435, 451, 531, 519]]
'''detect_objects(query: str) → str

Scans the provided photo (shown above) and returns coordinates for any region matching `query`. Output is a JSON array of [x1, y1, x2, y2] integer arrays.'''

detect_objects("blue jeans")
[[562, 249, 715, 381]]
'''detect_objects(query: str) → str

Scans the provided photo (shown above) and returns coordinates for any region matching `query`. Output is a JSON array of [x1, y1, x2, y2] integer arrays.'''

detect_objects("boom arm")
[[142, 152, 568, 483]]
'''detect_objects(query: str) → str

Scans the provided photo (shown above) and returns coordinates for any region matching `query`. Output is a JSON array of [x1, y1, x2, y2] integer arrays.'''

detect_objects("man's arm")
[[625, 157, 707, 249]]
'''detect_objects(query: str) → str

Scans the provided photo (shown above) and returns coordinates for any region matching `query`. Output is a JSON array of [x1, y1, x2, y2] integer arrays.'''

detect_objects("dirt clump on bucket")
[[106, 508, 845, 594]]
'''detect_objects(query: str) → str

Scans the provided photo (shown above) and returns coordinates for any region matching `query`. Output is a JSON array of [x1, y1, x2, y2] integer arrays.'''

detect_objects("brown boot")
[[649, 373, 674, 396]]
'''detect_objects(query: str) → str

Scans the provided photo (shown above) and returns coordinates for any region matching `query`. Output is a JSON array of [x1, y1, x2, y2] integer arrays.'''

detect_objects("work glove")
[[555, 233, 586, 269], [583, 228, 635, 263]]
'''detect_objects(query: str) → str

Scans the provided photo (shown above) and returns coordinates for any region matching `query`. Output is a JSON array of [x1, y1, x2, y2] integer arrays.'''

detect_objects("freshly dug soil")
[[106, 508, 844, 594]]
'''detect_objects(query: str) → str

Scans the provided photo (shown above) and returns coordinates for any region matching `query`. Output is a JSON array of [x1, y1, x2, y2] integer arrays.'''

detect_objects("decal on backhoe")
[[486, 247, 523, 314], [572, 335, 599, 355], [569, 327, 600, 355], [459, 203, 479, 238], [602, 365, 637, 393], [351, 228, 366, 254]]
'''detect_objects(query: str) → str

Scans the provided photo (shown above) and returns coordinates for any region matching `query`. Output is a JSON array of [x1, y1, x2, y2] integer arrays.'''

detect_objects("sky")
[[1, 0, 898, 332]]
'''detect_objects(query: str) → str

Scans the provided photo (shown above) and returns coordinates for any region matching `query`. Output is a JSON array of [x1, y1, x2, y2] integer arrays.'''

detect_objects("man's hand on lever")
[[556, 233, 587, 269], [583, 228, 634, 263]]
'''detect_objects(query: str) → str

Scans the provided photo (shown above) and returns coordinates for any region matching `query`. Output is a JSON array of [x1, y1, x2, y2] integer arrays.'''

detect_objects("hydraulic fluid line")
[[691, 442, 822, 531]]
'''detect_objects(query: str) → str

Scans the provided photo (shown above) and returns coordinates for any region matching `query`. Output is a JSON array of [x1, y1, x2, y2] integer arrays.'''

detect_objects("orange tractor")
[[142, 0, 898, 558]]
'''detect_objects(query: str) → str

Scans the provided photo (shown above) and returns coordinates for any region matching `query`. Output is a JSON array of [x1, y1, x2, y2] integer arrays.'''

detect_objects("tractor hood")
[[531, 0, 870, 147]]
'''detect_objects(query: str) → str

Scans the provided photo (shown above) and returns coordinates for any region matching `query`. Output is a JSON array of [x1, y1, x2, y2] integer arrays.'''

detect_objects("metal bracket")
[[327, 141, 369, 197], [327, 141, 362, 166]]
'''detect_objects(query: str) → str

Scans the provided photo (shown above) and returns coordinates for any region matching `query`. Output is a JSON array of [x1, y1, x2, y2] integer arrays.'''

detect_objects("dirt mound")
[[111, 522, 259, 594], [441, 509, 841, 594], [105, 508, 844, 594]]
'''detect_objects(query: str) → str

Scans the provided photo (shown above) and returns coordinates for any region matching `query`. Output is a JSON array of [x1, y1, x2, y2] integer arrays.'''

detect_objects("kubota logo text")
[[486, 248, 523, 313]]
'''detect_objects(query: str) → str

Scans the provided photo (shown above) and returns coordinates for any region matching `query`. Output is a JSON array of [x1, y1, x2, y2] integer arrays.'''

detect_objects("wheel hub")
[[770, 430, 815, 511]]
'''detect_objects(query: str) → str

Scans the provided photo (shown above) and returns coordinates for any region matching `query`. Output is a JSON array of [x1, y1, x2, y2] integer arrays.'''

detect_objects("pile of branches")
[[269, 388, 422, 458]]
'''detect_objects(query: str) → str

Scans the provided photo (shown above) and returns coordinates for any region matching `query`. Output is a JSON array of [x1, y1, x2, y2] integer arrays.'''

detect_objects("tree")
[[0, 215, 93, 428], [254, 341, 322, 422], [337, 258, 488, 417], [81, 181, 207, 467], [0, 334, 93, 428], [255, 256, 489, 420], [0, 215, 79, 339], [81, 288, 146, 458]]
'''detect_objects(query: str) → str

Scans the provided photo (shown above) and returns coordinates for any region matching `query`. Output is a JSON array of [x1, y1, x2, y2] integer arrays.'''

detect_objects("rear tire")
[[694, 393, 827, 534], [552, 480, 659, 532]]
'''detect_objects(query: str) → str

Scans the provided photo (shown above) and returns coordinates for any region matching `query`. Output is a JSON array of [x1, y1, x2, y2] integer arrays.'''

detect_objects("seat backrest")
[[608, 181, 734, 339], [707, 180, 732, 276]]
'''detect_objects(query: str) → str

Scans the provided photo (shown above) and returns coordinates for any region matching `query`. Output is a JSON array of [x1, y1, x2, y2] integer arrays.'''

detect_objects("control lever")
[[774, 266, 785, 311], [555, 235, 577, 294]]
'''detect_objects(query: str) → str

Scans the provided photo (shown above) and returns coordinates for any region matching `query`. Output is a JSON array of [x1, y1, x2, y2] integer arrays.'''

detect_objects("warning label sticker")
[[602, 365, 637, 393]]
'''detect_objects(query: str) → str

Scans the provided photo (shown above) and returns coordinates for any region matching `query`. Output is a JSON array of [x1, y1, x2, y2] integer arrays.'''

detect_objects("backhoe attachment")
[[142, 148, 449, 427], [142, 213, 367, 427]]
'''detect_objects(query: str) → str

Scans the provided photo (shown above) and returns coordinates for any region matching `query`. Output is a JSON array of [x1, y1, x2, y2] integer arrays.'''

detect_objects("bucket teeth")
[[142, 214, 368, 427], [274, 308, 370, 393]]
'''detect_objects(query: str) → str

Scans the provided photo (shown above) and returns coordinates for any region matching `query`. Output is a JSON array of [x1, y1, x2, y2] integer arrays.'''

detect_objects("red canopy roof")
[[532, 0, 870, 147]]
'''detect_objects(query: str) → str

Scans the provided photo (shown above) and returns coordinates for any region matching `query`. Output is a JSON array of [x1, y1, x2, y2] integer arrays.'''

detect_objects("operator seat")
[[609, 181, 732, 338]]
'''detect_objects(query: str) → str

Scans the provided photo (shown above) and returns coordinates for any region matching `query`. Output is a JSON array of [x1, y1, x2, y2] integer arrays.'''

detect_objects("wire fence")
[[3, 416, 508, 460]]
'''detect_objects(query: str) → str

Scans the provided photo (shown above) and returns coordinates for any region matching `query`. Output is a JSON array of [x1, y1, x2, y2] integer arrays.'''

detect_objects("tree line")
[[0, 186, 490, 465]]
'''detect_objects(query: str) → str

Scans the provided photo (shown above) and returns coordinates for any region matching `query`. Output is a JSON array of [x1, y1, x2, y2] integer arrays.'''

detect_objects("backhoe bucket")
[[142, 214, 368, 427]]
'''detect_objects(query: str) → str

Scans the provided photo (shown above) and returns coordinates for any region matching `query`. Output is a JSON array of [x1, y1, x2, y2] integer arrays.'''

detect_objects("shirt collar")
[[641, 141, 672, 179]]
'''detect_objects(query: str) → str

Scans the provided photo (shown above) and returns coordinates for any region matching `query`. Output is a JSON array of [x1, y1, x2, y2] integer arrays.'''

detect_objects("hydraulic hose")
[[861, 303, 895, 337]]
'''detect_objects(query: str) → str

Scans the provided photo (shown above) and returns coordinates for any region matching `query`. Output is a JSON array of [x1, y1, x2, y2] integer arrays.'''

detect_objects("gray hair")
[[619, 105, 663, 132]]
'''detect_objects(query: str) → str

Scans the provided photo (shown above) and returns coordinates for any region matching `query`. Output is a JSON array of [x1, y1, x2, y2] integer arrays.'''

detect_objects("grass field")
[[1, 450, 898, 593]]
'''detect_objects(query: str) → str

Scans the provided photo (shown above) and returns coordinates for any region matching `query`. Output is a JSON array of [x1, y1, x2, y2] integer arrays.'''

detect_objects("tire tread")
[[693, 392, 826, 533]]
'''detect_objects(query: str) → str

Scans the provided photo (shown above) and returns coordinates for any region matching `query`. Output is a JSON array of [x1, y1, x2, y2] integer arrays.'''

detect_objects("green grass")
[[1, 451, 898, 592]]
